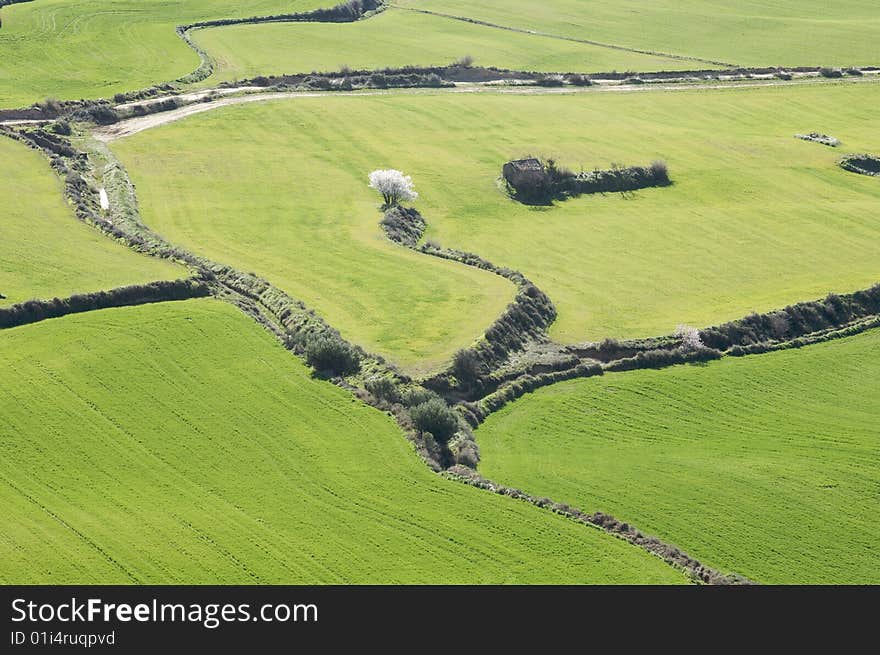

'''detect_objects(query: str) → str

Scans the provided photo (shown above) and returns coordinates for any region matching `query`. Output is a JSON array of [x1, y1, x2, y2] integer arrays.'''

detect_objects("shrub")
[[566, 74, 593, 86], [536, 74, 564, 87], [409, 398, 459, 443], [675, 324, 704, 351], [455, 55, 474, 68], [649, 160, 670, 185], [368, 169, 418, 207], [51, 120, 71, 136], [365, 376, 399, 403], [452, 349, 481, 383], [368, 72, 388, 88], [845, 67, 863, 76], [39, 97, 62, 114], [818, 67, 843, 78], [304, 335, 361, 375], [401, 387, 440, 408]]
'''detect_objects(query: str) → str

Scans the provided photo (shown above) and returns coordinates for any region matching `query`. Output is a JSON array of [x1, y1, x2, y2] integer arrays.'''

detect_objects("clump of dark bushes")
[[303, 334, 361, 375], [536, 74, 564, 87], [0, 279, 210, 329], [364, 376, 400, 403], [818, 67, 843, 78], [409, 398, 460, 443], [503, 156, 671, 205], [699, 285, 880, 350], [380, 206, 426, 246], [839, 153, 880, 177]]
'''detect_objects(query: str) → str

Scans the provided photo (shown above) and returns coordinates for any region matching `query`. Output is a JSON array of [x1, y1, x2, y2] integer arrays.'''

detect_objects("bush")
[[845, 67, 863, 76], [401, 387, 440, 408], [649, 160, 670, 185], [304, 335, 361, 375], [51, 119, 71, 136], [455, 55, 474, 68], [409, 398, 459, 443]]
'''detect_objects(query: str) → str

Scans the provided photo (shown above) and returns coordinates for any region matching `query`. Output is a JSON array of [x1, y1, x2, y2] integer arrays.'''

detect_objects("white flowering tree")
[[368, 169, 418, 207], [675, 324, 704, 352]]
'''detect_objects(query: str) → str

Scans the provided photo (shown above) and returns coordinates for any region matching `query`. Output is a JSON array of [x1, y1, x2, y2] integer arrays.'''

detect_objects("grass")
[[116, 83, 880, 353], [194, 7, 700, 86], [0, 135, 183, 306], [0, 298, 686, 584], [111, 102, 515, 374], [397, 0, 880, 67], [476, 329, 880, 584], [0, 0, 323, 108]]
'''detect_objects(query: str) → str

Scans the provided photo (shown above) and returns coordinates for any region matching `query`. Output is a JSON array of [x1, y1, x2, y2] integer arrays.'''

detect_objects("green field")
[[0, 0, 323, 108], [477, 329, 880, 584], [0, 299, 686, 584], [0, 136, 182, 306], [114, 82, 880, 355], [195, 8, 698, 85], [399, 0, 880, 67], [112, 103, 515, 374]]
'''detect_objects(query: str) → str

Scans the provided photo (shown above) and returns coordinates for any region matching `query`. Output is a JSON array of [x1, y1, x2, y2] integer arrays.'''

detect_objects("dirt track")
[[92, 74, 879, 142]]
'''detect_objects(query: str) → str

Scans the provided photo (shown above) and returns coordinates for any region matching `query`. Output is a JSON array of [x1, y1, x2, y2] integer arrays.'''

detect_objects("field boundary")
[[0, 279, 211, 329], [444, 466, 752, 585], [1, 123, 757, 584]]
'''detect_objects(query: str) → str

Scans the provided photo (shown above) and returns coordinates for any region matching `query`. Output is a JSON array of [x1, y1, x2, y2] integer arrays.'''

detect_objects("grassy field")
[[0, 0, 323, 108], [112, 103, 515, 374], [477, 330, 880, 584], [0, 298, 686, 584], [399, 0, 880, 67], [0, 135, 183, 306], [195, 8, 699, 85], [115, 82, 880, 355]]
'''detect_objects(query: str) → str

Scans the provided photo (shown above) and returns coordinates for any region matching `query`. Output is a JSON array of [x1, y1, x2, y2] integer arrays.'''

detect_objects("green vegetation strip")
[[193, 7, 700, 86], [477, 329, 880, 584], [0, 299, 687, 584], [113, 83, 880, 349], [0, 135, 183, 306]]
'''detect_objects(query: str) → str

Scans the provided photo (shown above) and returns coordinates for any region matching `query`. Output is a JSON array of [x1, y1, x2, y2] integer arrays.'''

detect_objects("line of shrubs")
[[0, 279, 211, 329], [839, 153, 880, 177], [445, 465, 751, 585], [699, 285, 880, 350]]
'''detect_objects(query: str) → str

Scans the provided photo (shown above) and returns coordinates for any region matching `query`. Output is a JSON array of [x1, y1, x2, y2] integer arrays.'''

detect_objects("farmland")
[[195, 8, 697, 86], [1, 0, 879, 588], [396, 0, 880, 68], [114, 82, 880, 355], [0, 0, 324, 108], [477, 330, 880, 584], [0, 136, 182, 306], [0, 299, 685, 584]]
